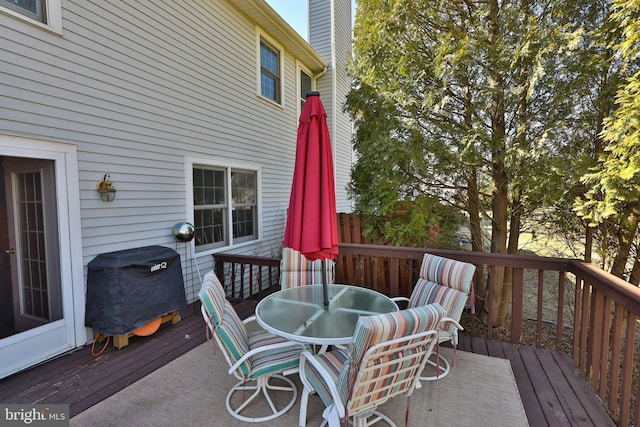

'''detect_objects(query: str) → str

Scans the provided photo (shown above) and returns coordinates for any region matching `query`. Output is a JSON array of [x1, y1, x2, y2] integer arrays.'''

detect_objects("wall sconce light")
[[96, 173, 117, 202]]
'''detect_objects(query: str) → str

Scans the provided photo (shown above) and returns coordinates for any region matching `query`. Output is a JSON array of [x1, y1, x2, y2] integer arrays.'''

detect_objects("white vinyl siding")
[[332, 0, 355, 213], [1, 0, 350, 310], [309, 0, 354, 212], [1, 0, 353, 375]]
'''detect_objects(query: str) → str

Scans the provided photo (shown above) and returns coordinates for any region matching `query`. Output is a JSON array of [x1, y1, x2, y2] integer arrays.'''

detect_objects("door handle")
[[5, 248, 15, 254]]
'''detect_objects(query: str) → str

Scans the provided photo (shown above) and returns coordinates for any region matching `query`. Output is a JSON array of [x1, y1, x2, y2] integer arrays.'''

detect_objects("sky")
[[265, 1, 357, 41], [265, 0, 309, 40]]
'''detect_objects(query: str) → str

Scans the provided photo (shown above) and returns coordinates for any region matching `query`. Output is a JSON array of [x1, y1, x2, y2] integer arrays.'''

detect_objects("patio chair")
[[280, 247, 335, 289], [393, 252, 476, 380], [199, 271, 307, 423], [298, 303, 445, 427]]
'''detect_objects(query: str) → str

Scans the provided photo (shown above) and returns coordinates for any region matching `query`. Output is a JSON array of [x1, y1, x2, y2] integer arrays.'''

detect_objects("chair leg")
[[319, 410, 397, 427], [360, 411, 396, 427], [350, 410, 396, 427], [226, 374, 297, 423], [419, 352, 451, 381], [299, 386, 311, 427]]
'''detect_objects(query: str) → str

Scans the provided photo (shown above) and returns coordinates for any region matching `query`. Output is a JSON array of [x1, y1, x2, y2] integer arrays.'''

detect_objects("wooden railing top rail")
[[567, 259, 640, 313], [338, 242, 575, 270], [213, 252, 280, 267], [341, 242, 640, 316]]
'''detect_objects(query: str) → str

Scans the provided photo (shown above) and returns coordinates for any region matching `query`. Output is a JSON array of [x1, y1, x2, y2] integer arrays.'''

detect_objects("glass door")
[[2, 157, 61, 337]]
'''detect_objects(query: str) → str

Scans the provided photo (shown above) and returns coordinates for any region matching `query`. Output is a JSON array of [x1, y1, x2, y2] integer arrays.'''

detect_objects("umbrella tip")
[[306, 91, 320, 98]]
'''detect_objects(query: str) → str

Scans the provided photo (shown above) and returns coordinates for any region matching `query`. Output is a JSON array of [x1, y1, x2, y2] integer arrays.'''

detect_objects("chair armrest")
[[227, 339, 307, 375], [242, 315, 257, 324], [438, 316, 463, 331], [299, 350, 347, 420], [391, 296, 410, 309]]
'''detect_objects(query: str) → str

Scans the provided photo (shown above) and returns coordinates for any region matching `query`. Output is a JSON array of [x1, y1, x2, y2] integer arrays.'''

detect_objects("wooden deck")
[[0, 301, 615, 426]]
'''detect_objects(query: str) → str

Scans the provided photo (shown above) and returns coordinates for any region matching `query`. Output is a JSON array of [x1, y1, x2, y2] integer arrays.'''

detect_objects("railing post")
[[620, 315, 636, 426], [556, 272, 565, 351], [215, 259, 225, 288], [389, 257, 399, 296], [588, 288, 605, 389], [487, 265, 495, 337], [511, 267, 524, 343], [536, 270, 544, 348]]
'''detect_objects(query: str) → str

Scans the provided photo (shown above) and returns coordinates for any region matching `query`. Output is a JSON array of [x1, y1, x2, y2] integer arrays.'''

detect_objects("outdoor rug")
[[70, 344, 528, 426]]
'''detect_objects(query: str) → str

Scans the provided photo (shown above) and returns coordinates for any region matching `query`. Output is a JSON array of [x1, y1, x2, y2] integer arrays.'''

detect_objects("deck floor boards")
[[458, 335, 615, 427], [0, 301, 615, 426]]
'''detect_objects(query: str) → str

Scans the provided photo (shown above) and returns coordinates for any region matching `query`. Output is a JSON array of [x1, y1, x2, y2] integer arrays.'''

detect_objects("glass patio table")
[[255, 284, 398, 346]]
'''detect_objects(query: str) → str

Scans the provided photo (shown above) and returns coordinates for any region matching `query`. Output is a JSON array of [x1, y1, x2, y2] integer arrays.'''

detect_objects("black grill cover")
[[85, 245, 187, 336]]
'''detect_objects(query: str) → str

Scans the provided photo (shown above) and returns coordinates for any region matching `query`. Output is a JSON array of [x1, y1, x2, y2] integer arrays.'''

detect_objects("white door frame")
[[0, 134, 84, 378]]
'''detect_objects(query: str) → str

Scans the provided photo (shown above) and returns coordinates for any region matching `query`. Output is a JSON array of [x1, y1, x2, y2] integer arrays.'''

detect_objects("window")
[[0, 0, 62, 33], [1, 0, 45, 22], [299, 69, 313, 112], [192, 165, 258, 251], [231, 170, 257, 242], [260, 37, 281, 103]]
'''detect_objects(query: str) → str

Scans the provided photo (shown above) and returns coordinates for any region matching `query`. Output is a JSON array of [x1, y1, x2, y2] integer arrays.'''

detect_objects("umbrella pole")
[[322, 259, 329, 306]]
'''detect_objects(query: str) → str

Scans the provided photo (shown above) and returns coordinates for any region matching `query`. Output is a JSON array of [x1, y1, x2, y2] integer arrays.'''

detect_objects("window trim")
[[256, 31, 285, 108], [186, 157, 262, 255], [296, 61, 315, 119], [0, 0, 62, 34]]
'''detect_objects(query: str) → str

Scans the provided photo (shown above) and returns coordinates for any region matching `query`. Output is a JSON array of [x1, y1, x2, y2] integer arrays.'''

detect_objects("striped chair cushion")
[[216, 301, 251, 377], [336, 304, 445, 405], [280, 247, 335, 289], [199, 270, 304, 380], [199, 273, 252, 376], [247, 329, 307, 379], [300, 347, 350, 407], [198, 271, 226, 326], [409, 279, 467, 335], [419, 253, 475, 293], [350, 345, 424, 410]]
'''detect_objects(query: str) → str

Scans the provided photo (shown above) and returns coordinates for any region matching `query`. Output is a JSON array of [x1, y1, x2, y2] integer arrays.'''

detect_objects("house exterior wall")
[[0, 0, 353, 351], [310, 0, 354, 213]]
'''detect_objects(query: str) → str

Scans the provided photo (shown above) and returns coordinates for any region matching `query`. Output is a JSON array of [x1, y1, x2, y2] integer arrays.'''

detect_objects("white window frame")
[[256, 31, 285, 108], [297, 61, 315, 118], [186, 157, 262, 255], [0, 0, 62, 34]]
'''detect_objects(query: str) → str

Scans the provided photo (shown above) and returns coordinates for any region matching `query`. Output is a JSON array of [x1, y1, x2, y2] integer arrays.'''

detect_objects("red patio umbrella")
[[283, 91, 339, 305]]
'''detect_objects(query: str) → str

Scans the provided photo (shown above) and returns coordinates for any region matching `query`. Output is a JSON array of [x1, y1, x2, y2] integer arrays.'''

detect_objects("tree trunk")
[[486, 0, 509, 326], [467, 167, 485, 312], [584, 225, 593, 263], [629, 241, 640, 285], [610, 203, 640, 279], [463, 73, 482, 255], [501, 189, 523, 323]]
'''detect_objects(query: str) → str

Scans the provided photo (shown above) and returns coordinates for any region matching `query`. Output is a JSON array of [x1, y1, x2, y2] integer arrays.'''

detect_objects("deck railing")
[[213, 243, 640, 426], [212, 252, 280, 300]]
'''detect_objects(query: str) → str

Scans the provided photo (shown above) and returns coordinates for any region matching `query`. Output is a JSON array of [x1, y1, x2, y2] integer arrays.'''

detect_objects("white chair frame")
[[201, 305, 305, 423], [392, 296, 464, 380], [298, 329, 439, 427]]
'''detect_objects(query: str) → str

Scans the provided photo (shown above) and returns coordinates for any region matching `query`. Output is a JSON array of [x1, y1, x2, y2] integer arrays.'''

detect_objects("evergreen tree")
[[346, 0, 623, 323]]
